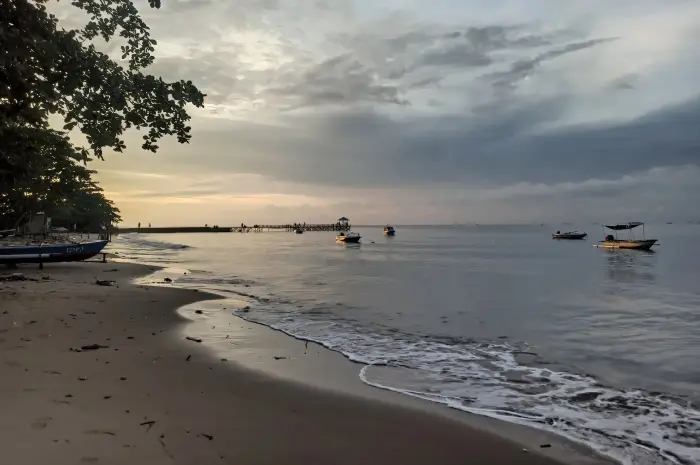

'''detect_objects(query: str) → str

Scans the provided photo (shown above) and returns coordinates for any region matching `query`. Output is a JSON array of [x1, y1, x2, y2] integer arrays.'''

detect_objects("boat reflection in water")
[[604, 249, 656, 284]]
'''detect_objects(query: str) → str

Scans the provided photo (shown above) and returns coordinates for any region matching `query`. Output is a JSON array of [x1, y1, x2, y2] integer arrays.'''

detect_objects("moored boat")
[[0, 240, 109, 265], [595, 222, 657, 251], [596, 238, 657, 250], [384, 225, 396, 236], [336, 232, 361, 243], [552, 230, 587, 239]]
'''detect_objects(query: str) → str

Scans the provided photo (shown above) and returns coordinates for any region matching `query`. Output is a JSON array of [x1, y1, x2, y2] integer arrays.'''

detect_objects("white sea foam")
[[228, 299, 699, 465], [114, 233, 191, 250]]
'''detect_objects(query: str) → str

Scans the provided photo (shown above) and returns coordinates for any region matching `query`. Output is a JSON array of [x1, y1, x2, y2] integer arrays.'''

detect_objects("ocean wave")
[[230, 301, 698, 465], [114, 233, 191, 250]]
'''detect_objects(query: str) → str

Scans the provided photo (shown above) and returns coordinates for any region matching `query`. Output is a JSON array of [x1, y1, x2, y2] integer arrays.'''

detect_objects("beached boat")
[[384, 225, 396, 236], [336, 232, 361, 243], [595, 222, 657, 251], [0, 239, 109, 265], [552, 230, 587, 240], [295, 229, 304, 234]]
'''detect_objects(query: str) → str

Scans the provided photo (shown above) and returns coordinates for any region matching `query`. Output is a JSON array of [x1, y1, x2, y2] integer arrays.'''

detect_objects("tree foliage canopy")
[[50, 186, 122, 232], [0, 0, 205, 231]]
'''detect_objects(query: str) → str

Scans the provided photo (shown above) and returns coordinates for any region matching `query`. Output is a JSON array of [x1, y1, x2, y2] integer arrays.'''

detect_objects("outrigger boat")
[[595, 222, 657, 251], [336, 232, 361, 243], [552, 230, 587, 239], [383, 225, 396, 236], [0, 239, 109, 265]]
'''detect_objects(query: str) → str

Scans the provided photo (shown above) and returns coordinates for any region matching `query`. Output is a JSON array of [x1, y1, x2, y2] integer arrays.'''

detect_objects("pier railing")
[[234, 223, 351, 232], [115, 223, 351, 234]]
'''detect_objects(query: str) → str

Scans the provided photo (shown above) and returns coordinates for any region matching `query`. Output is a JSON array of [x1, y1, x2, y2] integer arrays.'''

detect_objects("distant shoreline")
[[114, 222, 699, 233]]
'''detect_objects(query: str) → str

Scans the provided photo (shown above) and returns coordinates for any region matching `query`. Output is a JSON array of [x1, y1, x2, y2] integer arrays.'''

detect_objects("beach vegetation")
[[0, 0, 204, 230]]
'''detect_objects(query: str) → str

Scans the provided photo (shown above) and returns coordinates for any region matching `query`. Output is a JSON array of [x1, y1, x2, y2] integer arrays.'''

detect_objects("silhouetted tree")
[[1, 0, 205, 228]]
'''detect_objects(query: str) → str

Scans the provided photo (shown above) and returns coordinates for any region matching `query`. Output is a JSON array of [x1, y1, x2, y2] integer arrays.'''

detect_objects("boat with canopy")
[[594, 222, 657, 250]]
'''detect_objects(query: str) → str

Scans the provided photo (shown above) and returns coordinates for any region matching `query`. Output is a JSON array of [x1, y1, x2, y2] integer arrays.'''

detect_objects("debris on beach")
[[0, 273, 35, 282], [139, 420, 156, 432], [86, 429, 115, 436], [199, 433, 214, 441], [103, 268, 119, 272], [78, 344, 109, 351], [95, 279, 115, 286], [186, 355, 192, 361], [78, 376, 88, 381], [163, 277, 172, 283], [273, 356, 287, 360], [194, 310, 203, 314], [185, 336, 202, 343], [539, 444, 552, 448]]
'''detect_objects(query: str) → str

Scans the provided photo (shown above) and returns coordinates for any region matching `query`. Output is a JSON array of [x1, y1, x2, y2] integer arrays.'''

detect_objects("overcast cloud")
[[52, 0, 700, 225]]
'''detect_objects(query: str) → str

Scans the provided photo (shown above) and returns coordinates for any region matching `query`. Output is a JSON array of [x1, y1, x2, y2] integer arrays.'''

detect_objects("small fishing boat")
[[295, 229, 304, 234], [595, 222, 657, 251], [0, 239, 109, 265], [552, 230, 587, 240], [383, 225, 396, 236], [336, 232, 361, 243]]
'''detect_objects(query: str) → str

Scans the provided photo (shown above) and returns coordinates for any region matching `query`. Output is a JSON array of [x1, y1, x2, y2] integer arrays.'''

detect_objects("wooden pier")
[[116, 226, 233, 234], [233, 223, 350, 233], [116, 218, 351, 234]]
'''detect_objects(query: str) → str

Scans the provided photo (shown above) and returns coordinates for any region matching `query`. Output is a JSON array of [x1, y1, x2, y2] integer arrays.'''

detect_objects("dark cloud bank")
[[169, 94, 700, 190]]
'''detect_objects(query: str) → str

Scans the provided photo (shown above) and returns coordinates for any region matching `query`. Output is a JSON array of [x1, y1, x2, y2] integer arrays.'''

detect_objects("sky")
[[54, 0, 700, 226]]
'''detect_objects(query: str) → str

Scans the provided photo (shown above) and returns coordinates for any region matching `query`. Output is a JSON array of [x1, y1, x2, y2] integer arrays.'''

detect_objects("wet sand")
[[0, 262, 611, 465]]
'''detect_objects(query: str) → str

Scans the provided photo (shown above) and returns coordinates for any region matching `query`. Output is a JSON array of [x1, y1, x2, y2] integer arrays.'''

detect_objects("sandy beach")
[[0, 261, 611, 465]]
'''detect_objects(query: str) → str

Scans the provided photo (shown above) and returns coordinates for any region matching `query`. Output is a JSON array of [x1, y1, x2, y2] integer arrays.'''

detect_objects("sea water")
[[108, 224, 700, 465]]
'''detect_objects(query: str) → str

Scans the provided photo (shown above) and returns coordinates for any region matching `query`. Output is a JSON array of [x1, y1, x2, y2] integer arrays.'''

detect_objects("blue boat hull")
[[0, 240, 109, 264]]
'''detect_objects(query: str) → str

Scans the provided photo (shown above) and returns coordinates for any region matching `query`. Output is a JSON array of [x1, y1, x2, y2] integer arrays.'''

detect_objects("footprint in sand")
[[31, 417, 51, 429]]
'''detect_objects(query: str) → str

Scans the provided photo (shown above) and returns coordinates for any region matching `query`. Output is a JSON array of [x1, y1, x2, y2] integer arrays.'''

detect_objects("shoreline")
[[0, 261, 612, 464], [140, 264, 614, 465]]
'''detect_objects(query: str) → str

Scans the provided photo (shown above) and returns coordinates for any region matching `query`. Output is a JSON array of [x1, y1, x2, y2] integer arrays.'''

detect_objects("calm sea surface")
[[108, 224, 700, 465]]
